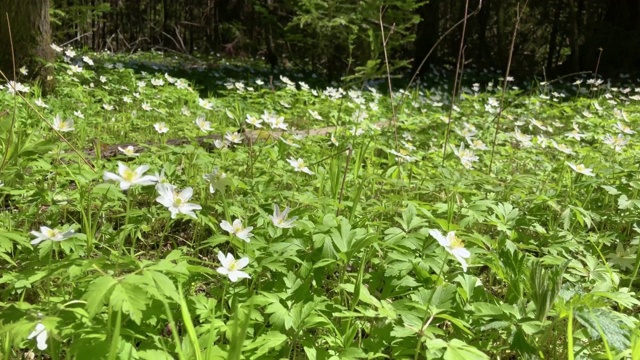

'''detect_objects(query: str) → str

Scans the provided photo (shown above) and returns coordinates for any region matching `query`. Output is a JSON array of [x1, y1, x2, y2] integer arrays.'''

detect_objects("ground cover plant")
[[1, 48, 640, 359]]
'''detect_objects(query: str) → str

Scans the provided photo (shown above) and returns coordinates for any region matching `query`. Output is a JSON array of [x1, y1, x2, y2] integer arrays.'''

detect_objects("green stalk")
[[567, 304, 574, 360], [163, 300, 188, 360], [178, 283, 202, 360], [414, 254, 449, 360], [107, 308, 122, 360]]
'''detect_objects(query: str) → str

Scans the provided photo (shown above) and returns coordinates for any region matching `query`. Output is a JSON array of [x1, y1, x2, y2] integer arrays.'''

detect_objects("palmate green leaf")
[[575, 308, 631, 352], [396, 203, 427, 232], [84, 275, 118, 318], [617, 194, 640, 210], [137, 349, 175, 360], [243, 331, 287, 359], [143, 270, 180, 302], [443, 339, 489, 360], [109, 280, 150, 325], [510, 326, 538, 355], [591, 290, 640, 309], [264, 298, 291, 331]]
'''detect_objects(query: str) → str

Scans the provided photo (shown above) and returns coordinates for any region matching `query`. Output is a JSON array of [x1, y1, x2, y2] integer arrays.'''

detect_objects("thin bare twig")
[[379, 6, 398, 148], [401, 0, 483, 107], [488, 0, 529, 174], [61, 31, 93, 47], [0, 13, 95, 172], [0, 12, 17, 171], [442, 0, 470, 165]]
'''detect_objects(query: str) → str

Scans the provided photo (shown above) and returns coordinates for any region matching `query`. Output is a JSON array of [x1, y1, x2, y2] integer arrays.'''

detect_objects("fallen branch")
[[86, 121, 390, 159]]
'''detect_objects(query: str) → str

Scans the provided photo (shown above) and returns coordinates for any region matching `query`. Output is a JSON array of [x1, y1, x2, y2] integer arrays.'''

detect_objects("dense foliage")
[[46, 0, 640, 78], [1, 45, 640, 359]]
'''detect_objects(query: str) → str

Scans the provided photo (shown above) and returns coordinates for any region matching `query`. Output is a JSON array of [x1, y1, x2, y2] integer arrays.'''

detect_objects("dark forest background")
[[38, 0, 640, 79]]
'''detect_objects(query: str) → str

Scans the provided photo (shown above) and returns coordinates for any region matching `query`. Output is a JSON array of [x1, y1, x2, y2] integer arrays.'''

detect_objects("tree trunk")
[[412, 0, 440, 75], [0, 0, 55, 94], [567, 0, 580, 72], [545, 0, 561, 72]]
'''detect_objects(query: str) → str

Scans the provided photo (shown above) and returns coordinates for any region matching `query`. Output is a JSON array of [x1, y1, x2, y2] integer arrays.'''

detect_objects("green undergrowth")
[[1, 49, 640, 359]]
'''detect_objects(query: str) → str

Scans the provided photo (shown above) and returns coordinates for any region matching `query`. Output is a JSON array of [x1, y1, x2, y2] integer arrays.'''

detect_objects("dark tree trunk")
[[567, 0, 581, 71], [412, 0, 440, 75], [545, 0, 561, 72], [0, 0, 55, 94]]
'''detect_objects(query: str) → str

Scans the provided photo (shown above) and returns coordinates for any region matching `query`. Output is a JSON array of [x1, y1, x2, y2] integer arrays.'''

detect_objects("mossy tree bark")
[[0, 0, 55, 94]]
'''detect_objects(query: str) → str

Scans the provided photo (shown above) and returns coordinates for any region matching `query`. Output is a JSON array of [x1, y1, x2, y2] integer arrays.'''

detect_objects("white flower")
[[19, 66, 28, 75], [27, 322, 48, 350], [216, 252, 250, 282], [220, 219, 253, 242], [151, 78, 165, 86], [154, 122, 169, 134], [73, 111, 84, 119], [246, 115, 263, 128], [51, 115, 74, 132], [6, 81, 29, 94], [203, 168, 229, 194], [100, 76, 107, 83], [82, 56, 94, 66], [514, 128, 533, 147], [103, 162, 157, 190], [428, 229, 471, 272], [452, 143, 478, 169], [141, 103, 152, 111], [330, 133, 339, 146], [554, 142, 574, 155], [566, 162, 595, 176], [308, 109, 323, 121], [50, 43, 63, 52], [280, 137, 300, 148], [603, 133, 628, 152], [225, 132, 243, 144], [287, 157, 314, 175], [118, 146, 139, 157], [280, 75, 295, 87], [34, 98, 48, 108], [271, 205, 297, 228], [64, 48, 76, 57], [164, 73, 176, 83], [69, 65, 83, 73], [467, 138, 488, 150], [155, 184, 202, 219], [195, 115, 212, 132], [262, 111, 288, 130], [565, 129, 586, 141], [181, 106, 191, 116], [103, 103, 114, 111], [614, 122, 635, 134], [198, 98, 214, 110], [214, 139, 228, 149], [31, 226, 75, 245]]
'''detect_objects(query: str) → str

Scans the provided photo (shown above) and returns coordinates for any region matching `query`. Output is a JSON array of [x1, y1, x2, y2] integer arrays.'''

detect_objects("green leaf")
[[109, 280, 149, 325], [144, 270, 180, 302], [443, 339, 489, 360], [84, 275, 118, 318], [137, 349, 176, 360], [575, 308, 630, 352], [244, 331, 287, 359], [510, 326, 538, 355]]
